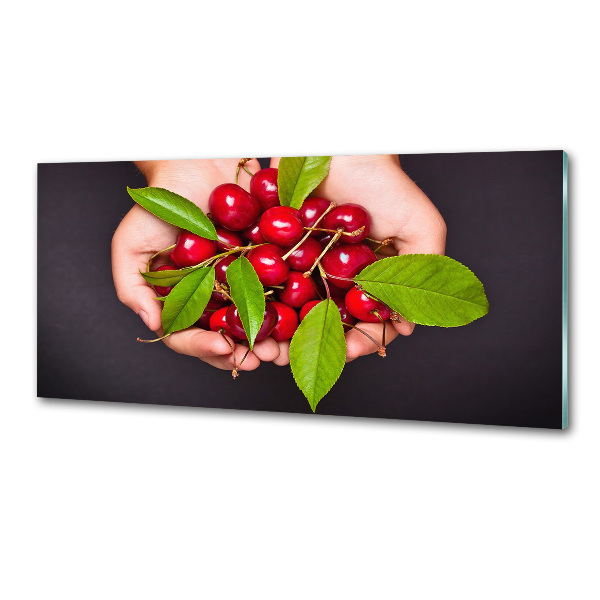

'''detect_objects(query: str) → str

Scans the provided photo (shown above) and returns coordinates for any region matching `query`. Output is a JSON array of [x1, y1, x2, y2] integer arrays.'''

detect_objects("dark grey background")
[[37, 151, 564, 428]]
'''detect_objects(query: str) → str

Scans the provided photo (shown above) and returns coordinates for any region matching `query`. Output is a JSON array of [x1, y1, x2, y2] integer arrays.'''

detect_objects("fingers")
[[391, 315, 415, 336], [203, 344, 261, 372], [269, 157, 281, 169], [164, 328, 281, 369], [162, 328, 260, 371], [273, 341, 290, 366], [111, 223, 163, 332], [345, 321, 399, 362], [252, 338, 281, 362], [162, 327, 233, 357]]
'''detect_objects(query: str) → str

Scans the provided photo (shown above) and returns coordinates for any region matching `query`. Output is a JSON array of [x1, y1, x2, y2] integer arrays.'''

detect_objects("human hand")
[[271, 154, 447, 362], [111, 159, 282, 371]]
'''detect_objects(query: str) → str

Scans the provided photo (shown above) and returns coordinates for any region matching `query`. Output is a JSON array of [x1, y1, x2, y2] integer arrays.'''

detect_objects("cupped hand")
[[111, 159, 282, 371], [271, 155, 447, 362]]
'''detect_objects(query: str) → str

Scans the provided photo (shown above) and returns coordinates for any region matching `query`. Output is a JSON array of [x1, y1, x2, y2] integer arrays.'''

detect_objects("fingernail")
[[139, 310, 150, 328]]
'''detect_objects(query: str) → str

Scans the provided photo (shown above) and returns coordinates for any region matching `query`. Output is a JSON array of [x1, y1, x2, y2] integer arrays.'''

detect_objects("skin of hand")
[[111, 159, 283, 371], [270, 155, 447, 363]]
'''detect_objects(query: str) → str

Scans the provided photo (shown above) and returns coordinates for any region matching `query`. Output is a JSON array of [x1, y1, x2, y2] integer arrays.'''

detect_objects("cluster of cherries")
[[152, 166, 392, 349]]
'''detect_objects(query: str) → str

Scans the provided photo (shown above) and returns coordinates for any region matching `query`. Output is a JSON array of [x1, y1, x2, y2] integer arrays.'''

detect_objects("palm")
[[121, 159, 259, 268], [313, 154, 446, 255], [272, 155, 447, 360], [112, 159, 281, 371]]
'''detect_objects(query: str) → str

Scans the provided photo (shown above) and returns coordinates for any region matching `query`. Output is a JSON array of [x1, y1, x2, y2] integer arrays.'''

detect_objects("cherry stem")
[[281, 201, 337, 261], [214, 281, 233, 302], [264, 290, 274, 296], [304, 225, 364, 238], [238, 347, 251, 368], [371, 310, 387, 357], [348, 324, 380, 350], [235, 158, 253, 185], [146, 244, 176, 272], [242, 165, 255, 177], [198, 243, 263, 268], [137, 332, 171, 343], [322, 272, 356, 284], [369, 238, 394, 253], [218, 328, 239, 379], [303, 230, 343, 278], [317, 263, 331, 299]]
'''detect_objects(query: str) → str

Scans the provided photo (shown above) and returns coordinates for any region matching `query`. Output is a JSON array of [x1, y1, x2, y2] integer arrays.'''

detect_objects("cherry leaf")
[[277, 156, 332, 208], [161, 267, 215, 335], [289, 299, 346, 412], [127, 186, 217, 240], [140, 266, 199, 287], [226, 256, 265, 349], [354, 255, 489, 327]]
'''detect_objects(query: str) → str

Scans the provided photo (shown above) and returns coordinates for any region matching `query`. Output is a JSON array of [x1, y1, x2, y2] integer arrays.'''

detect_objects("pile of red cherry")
[[152, 167, 392, 345]]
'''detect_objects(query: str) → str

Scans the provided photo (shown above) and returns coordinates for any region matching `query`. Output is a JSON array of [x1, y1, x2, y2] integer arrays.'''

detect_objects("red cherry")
[[214, 254, 238, 283], [279, 271, 318, 307], [242, 221, 266, 245], [332, 297, 356, 329], [206, 296, 227, 310], [328, 283, 347, 299], [215, 226, 243, 252], [299, 300, 320, 321], [210, 290, 229, 304], [259, 206, 304, 246], [273, 206, 299, 216], [323, 203, 370, 243], [345, 286, 391, 322], [247, 244, 289, 286], [194, 297, 228, 329], [153, 264, 176, 297], [316, 232, 340, 249], [250, 167, 280, 210], [320, 243, 377, 290], [214, 255, 238, 283], [313, 276, 342, 300], [299, 297, 355, 330], [270, 301, 299, 341], [299, 197, 331, 236], [284, 237, 322, 272], [226, 303, 278, 342], [170, 231, 217, 268], [209, 305, 234, 335], [209, 183, 260, 231], [196, 309, 212, 329]]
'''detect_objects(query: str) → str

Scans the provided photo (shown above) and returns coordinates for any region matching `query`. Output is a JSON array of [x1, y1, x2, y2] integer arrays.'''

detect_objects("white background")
[[1, 2, 598, 599]]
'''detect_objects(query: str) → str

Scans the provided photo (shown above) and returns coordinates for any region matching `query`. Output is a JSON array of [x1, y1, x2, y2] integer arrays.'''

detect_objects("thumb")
[[111, 227, 163, 332]]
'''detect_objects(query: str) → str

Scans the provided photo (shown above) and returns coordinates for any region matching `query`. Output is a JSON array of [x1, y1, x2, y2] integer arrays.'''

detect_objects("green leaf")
[[277, 156, 332, 208], [140, 266, 199, 287], [225, 257, 265, 349], [161, 267, 215, 335], [127, 186, 217, 240], [354, 255, 489, 327], [289, 299, 346, 412]]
